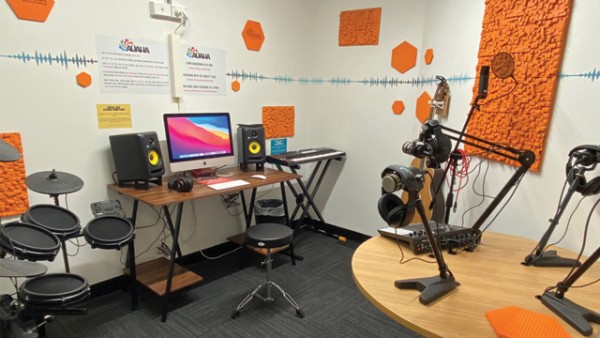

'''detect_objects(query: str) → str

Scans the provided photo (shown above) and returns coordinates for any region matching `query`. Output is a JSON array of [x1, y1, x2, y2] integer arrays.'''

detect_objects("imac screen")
[[163, 112, 234, 173]]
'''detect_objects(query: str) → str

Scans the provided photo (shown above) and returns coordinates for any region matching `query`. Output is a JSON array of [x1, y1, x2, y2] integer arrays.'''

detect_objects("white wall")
[[1, 0, 598, 289]]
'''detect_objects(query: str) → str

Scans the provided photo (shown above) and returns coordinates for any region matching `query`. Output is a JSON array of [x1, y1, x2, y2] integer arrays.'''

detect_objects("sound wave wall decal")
[[559, 68, 600, 82], [226, 70, 473, 87], [0, 50, 97, 69], [227, 69, 600, 88]]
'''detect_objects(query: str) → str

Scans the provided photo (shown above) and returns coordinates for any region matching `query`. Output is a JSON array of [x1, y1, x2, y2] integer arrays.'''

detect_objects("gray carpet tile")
[[10, 230, 422, 338]]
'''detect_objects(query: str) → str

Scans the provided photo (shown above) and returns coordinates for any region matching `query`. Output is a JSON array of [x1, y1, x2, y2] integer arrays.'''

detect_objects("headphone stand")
[[394, 195, 459, 305], [522, 166, 585, 267]]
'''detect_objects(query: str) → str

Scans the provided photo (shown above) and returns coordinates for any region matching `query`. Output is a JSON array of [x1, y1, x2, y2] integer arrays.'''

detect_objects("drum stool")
[[231, 223, 304, 319]]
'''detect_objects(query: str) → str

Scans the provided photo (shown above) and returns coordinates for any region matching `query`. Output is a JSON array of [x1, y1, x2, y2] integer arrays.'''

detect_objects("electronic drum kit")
[[0, 140, 136, 337]]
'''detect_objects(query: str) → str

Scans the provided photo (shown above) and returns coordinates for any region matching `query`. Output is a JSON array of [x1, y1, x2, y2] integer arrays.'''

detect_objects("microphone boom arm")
[[437, 124, 536, 247]]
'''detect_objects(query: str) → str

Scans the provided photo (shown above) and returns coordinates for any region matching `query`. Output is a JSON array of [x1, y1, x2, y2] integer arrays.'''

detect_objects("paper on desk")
[[206, 179, 249, 190]]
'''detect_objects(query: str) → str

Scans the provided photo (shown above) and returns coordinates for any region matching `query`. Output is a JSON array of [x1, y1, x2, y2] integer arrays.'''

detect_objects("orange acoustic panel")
[[76, 72, 92, 88], [416, 91, 432, 123], [7, 0, 55, 22], [392, 100, 405, 115], [242, 20, 265, 52], [466, 0, 573, 172], [338, 7, 381, 46], [231, 80, 241, 92], [0, 133, 29, 217], [486, 306, 570, 338], [424, 48, 434, 65], [391, 41, 418, 74], [262, 106, 295, 139]]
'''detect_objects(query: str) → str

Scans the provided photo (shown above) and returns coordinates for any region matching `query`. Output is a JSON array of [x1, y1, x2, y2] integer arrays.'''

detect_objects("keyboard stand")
[[271, 157, 337, 230]]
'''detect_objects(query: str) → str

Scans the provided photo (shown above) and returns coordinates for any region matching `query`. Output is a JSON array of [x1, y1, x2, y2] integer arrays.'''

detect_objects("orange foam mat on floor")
[[485, 306, 571, 338]]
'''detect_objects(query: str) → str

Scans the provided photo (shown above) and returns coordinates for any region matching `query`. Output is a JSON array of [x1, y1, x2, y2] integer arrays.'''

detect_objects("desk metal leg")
[[161, 202, 184, 322], [162, 206, 183, 258], [280, 182, 303, 263], [128, 239, 138, 311], [240, 188, 257, 229]]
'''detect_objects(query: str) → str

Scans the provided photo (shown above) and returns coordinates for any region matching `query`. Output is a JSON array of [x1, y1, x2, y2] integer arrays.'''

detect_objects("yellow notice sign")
[[97, 104, 132, 129]]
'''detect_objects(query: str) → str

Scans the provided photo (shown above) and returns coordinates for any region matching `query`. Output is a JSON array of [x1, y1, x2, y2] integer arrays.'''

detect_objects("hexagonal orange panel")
[[7, 0, 55, 22], [391, 41, 417, 74], [392, 100, 405, 115], [242, 20, 265, 51], [424, 48, 434, 65], [416, 91, 432, 123], [486, 306, 570, 338], [76, 72, 92, 88], [231, 80, 241, 92]]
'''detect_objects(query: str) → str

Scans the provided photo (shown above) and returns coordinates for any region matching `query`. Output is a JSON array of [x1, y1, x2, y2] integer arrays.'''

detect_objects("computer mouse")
[[251, 174, 267, 180]]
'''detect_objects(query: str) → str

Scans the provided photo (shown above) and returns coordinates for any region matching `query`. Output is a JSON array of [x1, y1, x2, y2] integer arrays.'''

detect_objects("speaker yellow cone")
[[248, 141, 261, 155], [148, 150, 160, 166]]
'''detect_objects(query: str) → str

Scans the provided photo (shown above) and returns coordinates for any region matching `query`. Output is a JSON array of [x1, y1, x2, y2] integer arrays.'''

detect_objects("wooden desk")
[[352, 232, 600, 337], [109, 167, 300, 321]]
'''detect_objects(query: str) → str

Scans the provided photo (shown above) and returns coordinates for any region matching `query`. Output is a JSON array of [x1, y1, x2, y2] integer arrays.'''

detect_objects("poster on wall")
[[179, 45, 226, 95], [95, 35, 171, 94]]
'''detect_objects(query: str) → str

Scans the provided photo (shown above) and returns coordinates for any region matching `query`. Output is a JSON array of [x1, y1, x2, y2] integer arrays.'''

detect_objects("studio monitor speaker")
[[109, 132, 165, 189], [237, 124, 265, 171]]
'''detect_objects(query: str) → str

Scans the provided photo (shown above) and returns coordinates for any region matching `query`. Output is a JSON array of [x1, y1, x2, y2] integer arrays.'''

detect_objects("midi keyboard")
[[267, 147, 345, 166]]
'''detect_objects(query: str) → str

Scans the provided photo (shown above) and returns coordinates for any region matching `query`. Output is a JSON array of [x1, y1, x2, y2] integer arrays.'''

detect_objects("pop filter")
[[491, 52, 515, 79]]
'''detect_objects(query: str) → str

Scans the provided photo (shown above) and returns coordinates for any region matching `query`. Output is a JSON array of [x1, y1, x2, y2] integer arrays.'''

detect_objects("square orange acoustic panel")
[[339, 8, 381, 46], [262, 106, 295, 139]]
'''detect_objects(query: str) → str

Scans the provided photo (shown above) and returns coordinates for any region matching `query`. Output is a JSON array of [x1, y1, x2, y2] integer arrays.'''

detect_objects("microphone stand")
[[522, 166, 585, 267], [395, 184, 460, 304], [539, 246, 600, 336]]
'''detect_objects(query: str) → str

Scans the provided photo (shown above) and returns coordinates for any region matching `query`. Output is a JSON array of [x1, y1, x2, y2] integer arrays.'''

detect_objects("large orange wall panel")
[[466, 0, 573, 172], [0, 133, 29, 217]]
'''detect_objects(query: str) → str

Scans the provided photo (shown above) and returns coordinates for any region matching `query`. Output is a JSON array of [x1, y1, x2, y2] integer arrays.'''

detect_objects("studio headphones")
[[565, 144, 600, 196], [168, 176, 194, 193], [377, 165, 422, 228]]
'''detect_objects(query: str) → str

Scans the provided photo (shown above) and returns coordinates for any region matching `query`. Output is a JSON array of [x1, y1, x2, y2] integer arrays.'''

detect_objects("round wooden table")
[[352, 232, 600, 337]]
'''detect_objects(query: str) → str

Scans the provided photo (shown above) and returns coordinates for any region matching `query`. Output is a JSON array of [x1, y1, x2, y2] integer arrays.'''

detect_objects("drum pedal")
[[90, 200, 126, 218]]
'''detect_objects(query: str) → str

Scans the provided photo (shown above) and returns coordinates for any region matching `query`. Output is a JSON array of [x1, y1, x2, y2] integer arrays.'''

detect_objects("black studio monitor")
[[237, 124, 265, 171], [109, 132, 165, 189]]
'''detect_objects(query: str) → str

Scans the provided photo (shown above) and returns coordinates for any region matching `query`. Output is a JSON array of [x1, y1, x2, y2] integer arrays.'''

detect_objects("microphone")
[[478, 65, 490, 99], [381, 173, 403, 193], [402, 141, 432, 159]]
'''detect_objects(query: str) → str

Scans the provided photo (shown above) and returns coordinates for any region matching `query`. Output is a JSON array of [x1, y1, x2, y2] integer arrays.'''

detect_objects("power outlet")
[[149, 1, 180, 20]]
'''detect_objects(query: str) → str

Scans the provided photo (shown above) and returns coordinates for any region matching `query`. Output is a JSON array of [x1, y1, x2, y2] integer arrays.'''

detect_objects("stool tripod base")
[[231, 280, 304, 319]]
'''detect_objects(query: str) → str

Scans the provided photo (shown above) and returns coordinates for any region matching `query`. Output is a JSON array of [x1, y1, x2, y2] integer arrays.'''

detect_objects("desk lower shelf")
[[125, 257, 204, 297]]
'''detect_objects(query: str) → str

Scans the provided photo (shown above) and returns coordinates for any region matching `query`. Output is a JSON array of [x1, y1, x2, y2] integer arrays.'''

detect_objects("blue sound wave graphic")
[[227, 70, 474, 88], [0, 50, 97, 69], [559, 68, 600, 82]]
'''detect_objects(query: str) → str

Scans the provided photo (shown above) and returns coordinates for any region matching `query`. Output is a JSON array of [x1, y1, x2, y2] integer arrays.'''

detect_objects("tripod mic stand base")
[[524, 250, 581, 267], [540, 291, 600, 336], [395, 275, 460, 305]]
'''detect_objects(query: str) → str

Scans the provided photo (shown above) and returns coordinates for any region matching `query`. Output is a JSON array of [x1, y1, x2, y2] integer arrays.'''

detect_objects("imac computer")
[[163, 112, 235, 176]]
